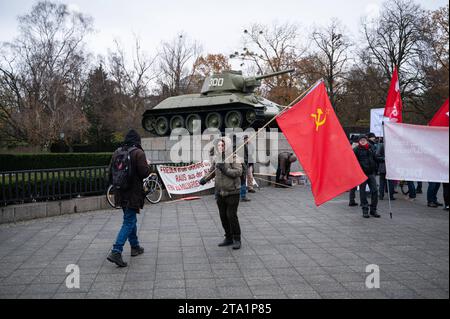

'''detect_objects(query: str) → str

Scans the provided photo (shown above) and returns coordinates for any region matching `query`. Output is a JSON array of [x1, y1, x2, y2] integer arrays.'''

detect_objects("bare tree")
[[311, 18, 352, 109], [362, 0, 426, 96], [0, 1, 92, 148], [157, 33, 202, 97], [107, 36, 158, 132]]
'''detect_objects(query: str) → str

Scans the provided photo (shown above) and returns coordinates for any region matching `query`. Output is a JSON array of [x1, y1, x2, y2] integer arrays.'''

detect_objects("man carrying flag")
[[276, 81, 367, 207]]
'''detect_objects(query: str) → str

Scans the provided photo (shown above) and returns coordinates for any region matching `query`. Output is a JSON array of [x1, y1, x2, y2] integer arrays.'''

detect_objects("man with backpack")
[[107, 129, 150, 267]]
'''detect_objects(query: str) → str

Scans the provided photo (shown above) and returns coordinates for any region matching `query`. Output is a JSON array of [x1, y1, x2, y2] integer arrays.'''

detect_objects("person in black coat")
[[354, 135, 381, 218]]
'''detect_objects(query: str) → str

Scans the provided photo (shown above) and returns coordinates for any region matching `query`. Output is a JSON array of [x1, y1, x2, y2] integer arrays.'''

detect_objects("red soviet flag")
[[429, 98, 449, 127], [384, 66, 403, 123], [276, 81, 367, 206]]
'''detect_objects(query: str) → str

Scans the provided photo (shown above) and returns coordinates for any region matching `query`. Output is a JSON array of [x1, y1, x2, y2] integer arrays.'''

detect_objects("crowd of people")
[[104, 129, 447, 267], [349, 132, 449, 218]]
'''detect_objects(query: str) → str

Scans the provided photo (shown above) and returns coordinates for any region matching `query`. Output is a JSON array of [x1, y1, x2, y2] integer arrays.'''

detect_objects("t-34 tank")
[[142, 68, 295, 136]]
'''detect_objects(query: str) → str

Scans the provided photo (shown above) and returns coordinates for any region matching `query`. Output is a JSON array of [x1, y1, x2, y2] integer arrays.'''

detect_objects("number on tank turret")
[[209, 77, 224, 87]]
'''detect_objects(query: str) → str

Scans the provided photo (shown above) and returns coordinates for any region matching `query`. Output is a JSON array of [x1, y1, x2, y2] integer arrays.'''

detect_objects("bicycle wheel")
[[106, 185, 120, 209], [145, 180, 163, 204]]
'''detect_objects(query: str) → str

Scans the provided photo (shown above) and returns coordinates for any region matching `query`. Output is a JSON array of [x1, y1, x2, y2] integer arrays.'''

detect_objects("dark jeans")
[[407, 181, 416, 199], [217, 194, 241, 241], [427, 182, 441, 203], [112, 207, 139, 253], [416, 181, 423, 191], [379, 173, 395, 199], [349, 187, 357, 203], [443, 183, 449, 207], [359, 175, 378, 212]]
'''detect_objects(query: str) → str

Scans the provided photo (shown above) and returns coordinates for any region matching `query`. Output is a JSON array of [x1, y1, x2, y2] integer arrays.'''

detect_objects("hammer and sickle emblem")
[[311, 108, 327, 131]]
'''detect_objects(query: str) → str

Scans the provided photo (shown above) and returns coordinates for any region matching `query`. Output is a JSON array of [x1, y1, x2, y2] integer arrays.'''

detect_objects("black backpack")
[[111, 146, 137, 190]]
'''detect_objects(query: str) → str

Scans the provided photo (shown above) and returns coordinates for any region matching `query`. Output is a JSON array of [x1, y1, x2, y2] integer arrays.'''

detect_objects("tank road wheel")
[[185, 114, 201, 133], [225, 111, 243, 129], [170, 115, 184, 131], [205, 112, 222, 130], [246, 110, 256, 124], [155, 116, 169, 136], [143, 116, 156, 132]]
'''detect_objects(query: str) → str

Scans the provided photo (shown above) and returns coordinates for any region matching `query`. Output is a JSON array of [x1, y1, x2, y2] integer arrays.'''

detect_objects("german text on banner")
[[276, 81, 367, 206], [384, 122, 449, 183], [157, 161, 214, 196]]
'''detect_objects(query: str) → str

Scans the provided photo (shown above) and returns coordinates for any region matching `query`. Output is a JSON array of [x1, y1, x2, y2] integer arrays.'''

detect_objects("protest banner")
[[157, 161, 215, 197]]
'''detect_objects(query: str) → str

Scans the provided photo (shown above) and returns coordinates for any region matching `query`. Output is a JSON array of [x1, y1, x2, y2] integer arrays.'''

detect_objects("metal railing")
[[0, 162, 190, 206]]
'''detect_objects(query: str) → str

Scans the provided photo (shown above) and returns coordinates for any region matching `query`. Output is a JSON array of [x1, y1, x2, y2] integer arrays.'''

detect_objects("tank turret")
[[142, 68, 295, 136]]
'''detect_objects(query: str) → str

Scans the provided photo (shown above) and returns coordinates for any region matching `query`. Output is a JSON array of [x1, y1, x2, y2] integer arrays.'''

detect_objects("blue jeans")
[[112, 207, 139, 253], [407, 181, 416, 199], [427, 182, 441, 203]]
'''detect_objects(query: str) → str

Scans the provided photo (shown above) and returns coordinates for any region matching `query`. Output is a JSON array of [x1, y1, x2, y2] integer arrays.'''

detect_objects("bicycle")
[[106, 173, 163, 208]]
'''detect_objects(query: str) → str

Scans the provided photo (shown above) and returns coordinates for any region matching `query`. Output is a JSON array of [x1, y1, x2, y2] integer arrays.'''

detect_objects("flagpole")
[[383, 121, 393, 219]]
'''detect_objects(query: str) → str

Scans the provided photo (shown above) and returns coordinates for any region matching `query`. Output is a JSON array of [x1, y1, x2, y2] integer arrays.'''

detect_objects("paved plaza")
[[0, 185, 448, 299]]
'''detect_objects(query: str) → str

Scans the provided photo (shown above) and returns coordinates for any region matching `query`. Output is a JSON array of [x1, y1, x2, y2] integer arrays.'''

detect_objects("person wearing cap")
[[107, 129, 150, 267], [354, 135, 381, 218], [367, 132, 378, 151]]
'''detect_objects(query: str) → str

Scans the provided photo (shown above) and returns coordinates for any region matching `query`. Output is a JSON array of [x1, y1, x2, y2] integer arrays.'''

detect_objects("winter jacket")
[[203, 155, 243, 197], [109, 130, 151, 211]]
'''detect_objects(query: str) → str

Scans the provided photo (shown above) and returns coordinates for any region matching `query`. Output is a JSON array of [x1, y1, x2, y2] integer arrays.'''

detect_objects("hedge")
[[0, 153, 113, 172]]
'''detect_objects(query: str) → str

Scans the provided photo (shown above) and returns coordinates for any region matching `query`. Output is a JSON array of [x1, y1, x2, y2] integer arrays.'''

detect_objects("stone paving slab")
[[0, 184, 448, 299]]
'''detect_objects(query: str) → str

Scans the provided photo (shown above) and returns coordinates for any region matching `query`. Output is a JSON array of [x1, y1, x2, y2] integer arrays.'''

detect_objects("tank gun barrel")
[[253, 68, 295, 81]]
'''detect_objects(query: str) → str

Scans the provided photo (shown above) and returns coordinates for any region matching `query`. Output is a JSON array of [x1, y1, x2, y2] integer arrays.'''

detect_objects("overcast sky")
[[0, 0, 447, 66]]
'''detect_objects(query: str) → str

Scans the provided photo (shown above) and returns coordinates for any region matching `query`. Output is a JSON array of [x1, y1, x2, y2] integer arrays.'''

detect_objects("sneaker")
[[428, 202, 439, 208], [444, 205, 449, 211], [232, 240, 241, 250], [131, 246, 144, 257], [107, 251, 127, 267], [370, 211, 381, 218], [435, 202, 444, 207], [241, 197, 251, 202], [248, 189, 256, 193], [363, 211, 370, 218], [218, 238, 233, 247], [349, 201, 358, 207]]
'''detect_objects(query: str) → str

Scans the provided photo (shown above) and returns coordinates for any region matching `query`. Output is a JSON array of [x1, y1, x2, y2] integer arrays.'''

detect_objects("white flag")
[[384, 122, 449, 183]]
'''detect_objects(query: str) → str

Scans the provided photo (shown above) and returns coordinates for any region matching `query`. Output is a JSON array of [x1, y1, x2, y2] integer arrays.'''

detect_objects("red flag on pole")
[[429, 98, 449, 127], [384, 66, 403, 123], [276, 81, 367, 206]]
